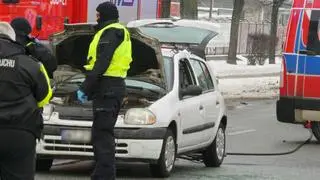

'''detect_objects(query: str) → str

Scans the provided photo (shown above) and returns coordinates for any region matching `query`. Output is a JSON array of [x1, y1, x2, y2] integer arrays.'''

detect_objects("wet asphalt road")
[[36, 99, 320, 180]]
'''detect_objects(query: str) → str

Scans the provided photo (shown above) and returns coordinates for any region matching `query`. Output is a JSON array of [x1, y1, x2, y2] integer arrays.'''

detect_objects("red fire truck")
[[0, 0, 163, 40]]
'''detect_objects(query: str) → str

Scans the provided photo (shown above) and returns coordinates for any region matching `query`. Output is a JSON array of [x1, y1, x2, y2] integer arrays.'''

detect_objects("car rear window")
[[138, 26, 216, 44]]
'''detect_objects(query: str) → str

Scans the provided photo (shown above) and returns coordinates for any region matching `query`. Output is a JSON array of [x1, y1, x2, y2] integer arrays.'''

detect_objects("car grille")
[[43, 135, 129, 154], [54, 106, 126, 122]]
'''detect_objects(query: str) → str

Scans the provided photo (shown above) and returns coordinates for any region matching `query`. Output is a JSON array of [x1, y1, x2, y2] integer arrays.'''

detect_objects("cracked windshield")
[[0, 0, 319, 180]]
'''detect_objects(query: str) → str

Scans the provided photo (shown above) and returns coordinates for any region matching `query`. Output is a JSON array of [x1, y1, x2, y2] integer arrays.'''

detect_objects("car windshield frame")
[[162, 56, 174, 91]]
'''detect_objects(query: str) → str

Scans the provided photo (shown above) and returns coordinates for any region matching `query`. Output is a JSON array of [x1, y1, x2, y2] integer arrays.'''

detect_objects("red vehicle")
[[0, 0, 163, 40], [277, 0, 320, 142]]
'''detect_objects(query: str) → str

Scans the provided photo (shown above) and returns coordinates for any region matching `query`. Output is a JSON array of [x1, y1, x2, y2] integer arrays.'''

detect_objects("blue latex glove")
[[77, 90, 88, 103]]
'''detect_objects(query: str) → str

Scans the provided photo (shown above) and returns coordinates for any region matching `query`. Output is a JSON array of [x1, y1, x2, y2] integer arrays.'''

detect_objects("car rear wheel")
[[150, 129, 176, 178], [203, 123, 225, 167], [36, 158, 53, 172], [311, 122, 320, 142]]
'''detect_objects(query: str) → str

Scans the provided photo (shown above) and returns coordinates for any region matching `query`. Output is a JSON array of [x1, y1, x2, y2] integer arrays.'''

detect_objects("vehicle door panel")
[[177, 58, 206, 148], [189, 59, 219, 142]]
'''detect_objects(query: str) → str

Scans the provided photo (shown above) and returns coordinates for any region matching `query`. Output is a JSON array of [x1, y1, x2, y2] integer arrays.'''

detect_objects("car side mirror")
[[181, 85, 203, 97], [36, 16, 42, 30]]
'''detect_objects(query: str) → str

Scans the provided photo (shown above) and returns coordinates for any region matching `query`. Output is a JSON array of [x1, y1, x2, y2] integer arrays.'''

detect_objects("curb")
[[216, 73, 280, 79], [224, 95, 278, 102]]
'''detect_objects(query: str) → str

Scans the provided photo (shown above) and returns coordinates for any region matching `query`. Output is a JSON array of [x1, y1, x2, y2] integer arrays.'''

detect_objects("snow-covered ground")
[[208, 56, 281, 78], [208, 56, 281, 99], [218, 76, 280, 99]]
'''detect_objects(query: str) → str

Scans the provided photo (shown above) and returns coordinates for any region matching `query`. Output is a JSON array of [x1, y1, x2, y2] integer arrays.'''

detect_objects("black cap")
[[96, 2, 119, 23], [10, 17, 32, 36]]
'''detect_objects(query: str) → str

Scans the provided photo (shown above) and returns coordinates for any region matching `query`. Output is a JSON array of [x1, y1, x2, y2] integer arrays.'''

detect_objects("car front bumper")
[[36, 125, 167, 163]]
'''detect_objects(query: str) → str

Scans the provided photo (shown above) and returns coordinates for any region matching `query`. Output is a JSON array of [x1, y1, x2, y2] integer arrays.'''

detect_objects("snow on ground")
[[218, 76, 280, 99], [208, 56, 281, 99], [208, 56, 282, 78]]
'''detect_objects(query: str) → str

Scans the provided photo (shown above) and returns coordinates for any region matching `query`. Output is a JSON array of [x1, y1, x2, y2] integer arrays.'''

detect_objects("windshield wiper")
[[126, 77, 165, 89], [126, 85, 162, 95]]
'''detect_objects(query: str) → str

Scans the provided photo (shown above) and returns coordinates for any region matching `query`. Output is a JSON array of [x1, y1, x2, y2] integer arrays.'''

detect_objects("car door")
[[177, 58, 206, 148], [189, 58, 220, 143]]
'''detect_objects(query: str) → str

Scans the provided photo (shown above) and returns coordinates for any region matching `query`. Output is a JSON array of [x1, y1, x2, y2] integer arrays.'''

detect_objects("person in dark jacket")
[[0, 22, 52, 180], [76, 2, 133, 180], [10, 17, 57, 78]]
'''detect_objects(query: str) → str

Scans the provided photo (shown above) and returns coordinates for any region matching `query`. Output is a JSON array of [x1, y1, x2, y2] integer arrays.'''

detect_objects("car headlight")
[[42, 104, 54, 121], [124, 108, 156, 125]]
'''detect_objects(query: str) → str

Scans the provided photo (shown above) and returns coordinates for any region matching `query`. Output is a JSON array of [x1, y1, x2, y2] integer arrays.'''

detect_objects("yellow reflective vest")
[[84, 23, 132, 78]]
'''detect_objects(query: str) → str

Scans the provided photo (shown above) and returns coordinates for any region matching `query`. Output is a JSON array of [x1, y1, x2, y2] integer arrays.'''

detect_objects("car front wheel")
[[150, 129, 176, 178], [36, 158, 53, 172], [203, 123, 226, 167]]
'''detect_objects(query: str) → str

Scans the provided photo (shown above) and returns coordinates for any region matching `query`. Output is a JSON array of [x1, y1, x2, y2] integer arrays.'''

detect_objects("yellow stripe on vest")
[[26, 42, 34, 47], [37, 63, 52, 108]]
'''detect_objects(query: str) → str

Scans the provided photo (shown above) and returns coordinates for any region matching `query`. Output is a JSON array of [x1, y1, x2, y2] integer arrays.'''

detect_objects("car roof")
[[161, 47, 206, 63], [161, 48, 175, 58]]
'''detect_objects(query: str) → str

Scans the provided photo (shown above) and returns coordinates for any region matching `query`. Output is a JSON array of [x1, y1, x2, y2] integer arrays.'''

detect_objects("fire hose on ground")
[[179, 122, 314, 163], [226, 128, 313, 156]]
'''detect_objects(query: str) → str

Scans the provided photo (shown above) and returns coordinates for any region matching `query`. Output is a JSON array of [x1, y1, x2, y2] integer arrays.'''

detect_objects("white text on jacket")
[[0, 59, 15, 68]]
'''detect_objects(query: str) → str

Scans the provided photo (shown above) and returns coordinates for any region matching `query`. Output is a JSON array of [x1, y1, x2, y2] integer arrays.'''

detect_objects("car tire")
[[150, 129, 176, 178], [36, 158, 53, 172], [203, 123, 226, 167], [311, 122, 320, 142]]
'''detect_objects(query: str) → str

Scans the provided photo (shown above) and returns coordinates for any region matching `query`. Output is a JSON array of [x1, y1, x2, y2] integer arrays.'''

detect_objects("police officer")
[[10, 17, 58, 78], [76, 2, 132, 180], [0, 22, 52, 180]]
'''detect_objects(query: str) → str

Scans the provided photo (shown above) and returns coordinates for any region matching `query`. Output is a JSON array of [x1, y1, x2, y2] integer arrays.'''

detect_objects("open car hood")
[[49, 23, 165, 80], [127, 19, 219, 60]]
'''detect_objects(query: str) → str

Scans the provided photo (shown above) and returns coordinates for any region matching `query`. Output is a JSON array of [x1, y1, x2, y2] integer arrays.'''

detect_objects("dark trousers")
[[91, 85, 125, 180], [0, 129, 36, 180]]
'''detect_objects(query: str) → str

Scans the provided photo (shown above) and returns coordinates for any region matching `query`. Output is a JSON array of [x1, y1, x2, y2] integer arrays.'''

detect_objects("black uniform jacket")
[[17, 34, 58, 79], [0, 35, 52, 138]]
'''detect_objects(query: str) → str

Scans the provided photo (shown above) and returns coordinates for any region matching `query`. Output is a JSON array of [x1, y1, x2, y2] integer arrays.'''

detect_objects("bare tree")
[[268, 0, 285, 64], [180, 0, 198, 19], [161, 0, 172, 18], [227, 0, 245, 64]]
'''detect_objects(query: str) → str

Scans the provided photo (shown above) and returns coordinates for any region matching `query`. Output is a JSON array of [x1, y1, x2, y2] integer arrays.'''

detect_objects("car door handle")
[[199, 105, 204, 110], [216, 101, 220, 105]]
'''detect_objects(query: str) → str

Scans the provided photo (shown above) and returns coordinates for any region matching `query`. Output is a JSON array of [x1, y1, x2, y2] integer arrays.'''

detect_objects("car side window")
[[189, 59, 214, 92], [179, 59, 196, 89], [199, 61, 215, 90], [307, 10, 320, 54]]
